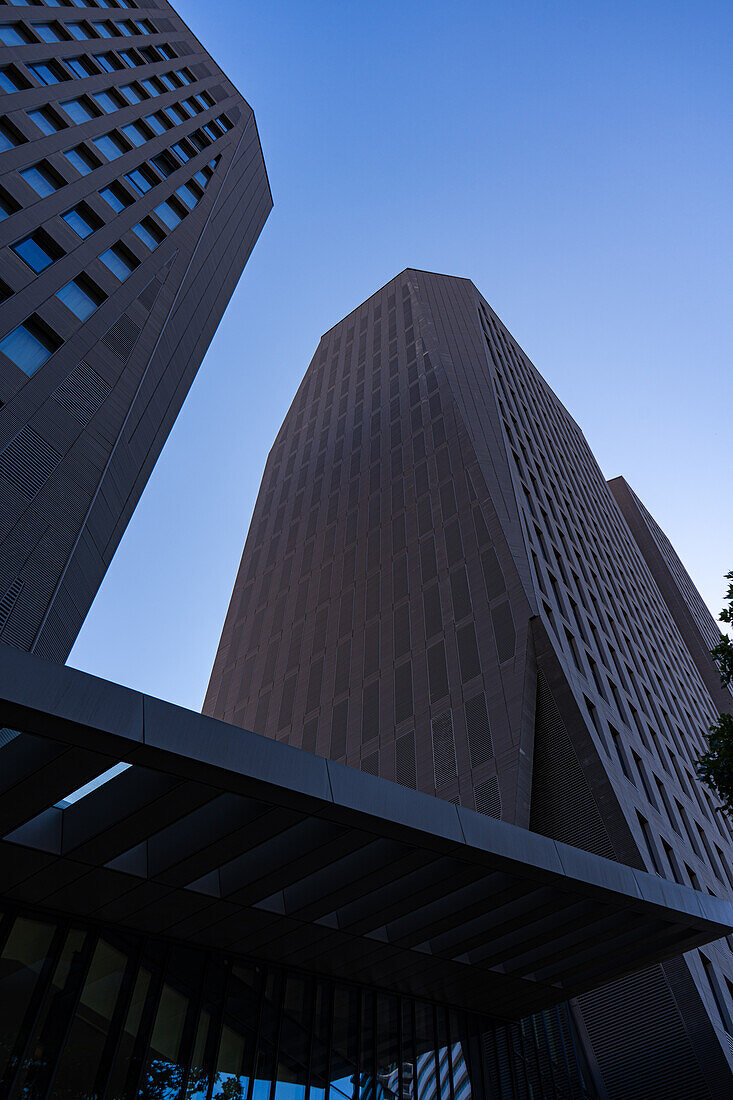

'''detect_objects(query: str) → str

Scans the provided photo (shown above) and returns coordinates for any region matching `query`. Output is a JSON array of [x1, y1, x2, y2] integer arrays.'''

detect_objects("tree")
[[697, 571, 733, 815]]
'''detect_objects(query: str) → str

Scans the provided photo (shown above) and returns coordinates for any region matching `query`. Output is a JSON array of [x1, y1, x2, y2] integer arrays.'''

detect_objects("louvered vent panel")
[[431, 712, 457, 789], [530, 672, 616, 859], [137, 278, 163, 312], [491, 599, 516, 662], [330, 699, 348, 759], [101, 314, 141, 363], [208, 83, 225, 102], [52, 361, 111, 425], [394, 731, 416, 789], [170, 41, 190, 56], [578, 966, 711, 1100], [0, 729, 20, 748], [474, 776, 501, 818], [465, 693, 493, 767], [302, 719, 318, 753], [190, 63, 211, 79], [0, 576, 23, 632], [0, 428, 61, 498], [155, 17, 174, 30], [361, 750, 379, 776]]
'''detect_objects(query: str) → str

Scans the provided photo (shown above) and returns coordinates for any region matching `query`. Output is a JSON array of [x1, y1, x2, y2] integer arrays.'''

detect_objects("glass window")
[[120, 82, 145, 103], [131, 219, 161, 249], [94, 132, 126, 160], [144, 113, 166, 135], [0, 67, 24, 93], [95, 90, 124, 113], [154, 200, 182, 229], [56, 279, 103, 320], [60, 97, 97, 124], [64, 146, 98, 175], [125, 166, 156, 194], [0, 123, 19, 152], [62, 205, 98, 239], [0, 319, 58, 375], [92, 21, 115, 37], [50, 940, 127, 1098], [100, 246, 136, 280], [0, 186, 19, 221], [35, 23, 65, 43], [0, 917, 56, 1081], [175, 184, 197, 210], [93, 53, 118, 73], [0, 25, 27, 47], [67, 56, 97, 78], [118, 49, 139, 67], [21, 164, 60, 197], [66, 22, 89, 41], [29, 62, 66, 86], [28, 107, 64, 135], [122, 122, 147, 147], [12, 233, 59, 273], [100, 183, 131, 211]]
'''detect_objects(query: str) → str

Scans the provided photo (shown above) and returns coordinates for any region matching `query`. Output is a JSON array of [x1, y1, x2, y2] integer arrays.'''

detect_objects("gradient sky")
[[69, 0, 733, 712]]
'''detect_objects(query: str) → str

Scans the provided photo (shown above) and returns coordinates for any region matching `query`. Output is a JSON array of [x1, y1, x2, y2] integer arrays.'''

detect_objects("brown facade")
[[206, 269, 733, 1098]]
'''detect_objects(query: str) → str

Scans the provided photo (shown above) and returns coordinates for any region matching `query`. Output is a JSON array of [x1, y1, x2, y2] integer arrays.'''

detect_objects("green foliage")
[[697, 571, 733, 816]]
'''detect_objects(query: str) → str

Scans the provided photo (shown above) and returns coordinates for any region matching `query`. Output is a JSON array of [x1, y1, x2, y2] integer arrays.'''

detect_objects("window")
[[125, 165, 158, 194], [144, 113, 166, 135], [94, 132, 127, 160], [34, 23, 66, 43], [12, 231, 61, 273], [29, 61, 68, 86], [175, 183, 198, 210], [132, 218, 163, 249], [100, 183, 133, 211], [0, 25, 28, 47], [92, 22, 116, 38], [60, 97, 98, 124], [95, 89, 126, 114], [28, 107, 65, 135], [153, 199, 182, 229], [120, 82, 145, 103], [21, 163, 62, 197], [121, 123, 148, 148], [0, 317, 60, 376], [99, 244, 137, 280], [0, 67, 26, 93], [0, 186, 19, 221], [0, 120, 22, 151], [62, 203, 102, 239], [66, 23, 91, 42], [67, 56, 98, 79], [64, 145, 99, 175], [93, 53, 121, 73], [56, 277, 105, 320]]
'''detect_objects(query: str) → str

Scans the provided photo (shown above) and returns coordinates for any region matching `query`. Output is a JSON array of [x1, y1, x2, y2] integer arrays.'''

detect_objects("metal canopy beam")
[[0, 642, 731, 1021]]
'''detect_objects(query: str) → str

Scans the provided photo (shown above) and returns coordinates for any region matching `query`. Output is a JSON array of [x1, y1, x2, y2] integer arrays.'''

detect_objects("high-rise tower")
[[0, 0, 271, 662], [206, 269, 733, 1099]]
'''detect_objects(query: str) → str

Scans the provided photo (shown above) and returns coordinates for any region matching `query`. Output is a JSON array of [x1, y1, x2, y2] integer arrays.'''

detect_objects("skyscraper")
[[0, 0, 271, 662], [206, 269, 733, 1099]]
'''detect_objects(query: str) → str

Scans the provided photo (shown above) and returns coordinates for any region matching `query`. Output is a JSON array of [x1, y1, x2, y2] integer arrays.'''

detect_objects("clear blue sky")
[[69, 0, 733, 711]]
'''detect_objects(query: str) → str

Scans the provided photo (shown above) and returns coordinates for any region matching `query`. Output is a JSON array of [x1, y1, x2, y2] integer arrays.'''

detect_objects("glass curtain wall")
[[0, 903, 597, 1099]]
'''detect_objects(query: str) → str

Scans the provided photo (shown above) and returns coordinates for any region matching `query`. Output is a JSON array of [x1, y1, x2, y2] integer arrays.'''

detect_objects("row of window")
[[0, 32, 182, 94], [0, 15, 156, 47], [0, 0, 137, 9]]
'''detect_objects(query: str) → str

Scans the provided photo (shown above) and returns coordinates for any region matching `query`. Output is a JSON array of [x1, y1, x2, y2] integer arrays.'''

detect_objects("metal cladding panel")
[[609, 474, 733, 715], [1, 643, 732, 1025], [0, 0, 272, 661], [206, 270, 733, 1095]]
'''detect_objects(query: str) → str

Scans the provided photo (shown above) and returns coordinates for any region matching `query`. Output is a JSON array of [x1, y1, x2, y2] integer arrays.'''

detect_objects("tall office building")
[[206, 269, 733, 1099], [0, 0, 271, 662]]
